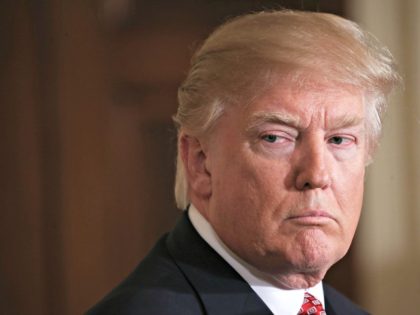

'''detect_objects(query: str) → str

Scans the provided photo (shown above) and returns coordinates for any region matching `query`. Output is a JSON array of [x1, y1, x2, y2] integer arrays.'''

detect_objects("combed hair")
[[173, 10, 401, 209]]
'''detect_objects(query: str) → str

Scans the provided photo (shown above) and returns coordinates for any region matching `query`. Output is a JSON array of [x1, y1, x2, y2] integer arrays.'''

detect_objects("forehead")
[[240, 79, 365, 129]]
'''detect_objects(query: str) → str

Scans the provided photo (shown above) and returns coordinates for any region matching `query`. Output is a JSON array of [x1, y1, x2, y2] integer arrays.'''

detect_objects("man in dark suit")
[[87, 10, 400, 315]]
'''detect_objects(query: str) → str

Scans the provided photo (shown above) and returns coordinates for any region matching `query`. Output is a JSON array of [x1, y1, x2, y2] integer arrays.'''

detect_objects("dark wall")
[[0, 1, 353, 314]]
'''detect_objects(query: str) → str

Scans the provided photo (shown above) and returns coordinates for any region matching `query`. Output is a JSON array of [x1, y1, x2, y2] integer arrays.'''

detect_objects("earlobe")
[[179, 133, 212, 200]]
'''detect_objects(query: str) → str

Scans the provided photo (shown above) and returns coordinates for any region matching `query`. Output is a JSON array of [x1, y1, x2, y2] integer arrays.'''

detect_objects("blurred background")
[[0, 0, 418, 314]]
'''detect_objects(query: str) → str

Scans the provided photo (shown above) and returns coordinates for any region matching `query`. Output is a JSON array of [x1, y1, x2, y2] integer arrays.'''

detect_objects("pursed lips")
[[286, 210, 336, 225]]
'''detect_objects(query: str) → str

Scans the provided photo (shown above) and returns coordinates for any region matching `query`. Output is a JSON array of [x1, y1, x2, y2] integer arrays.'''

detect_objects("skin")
[[181, 78, 367, 289]]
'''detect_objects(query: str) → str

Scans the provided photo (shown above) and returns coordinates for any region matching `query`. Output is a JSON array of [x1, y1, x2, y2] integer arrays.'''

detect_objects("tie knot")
[[298, 292, 326, 315]]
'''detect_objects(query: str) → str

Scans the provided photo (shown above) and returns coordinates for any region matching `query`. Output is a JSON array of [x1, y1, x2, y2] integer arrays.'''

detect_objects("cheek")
[[211, 157, 287, 230], [215, 149, 284, 196], [335, 165, 365, 230]]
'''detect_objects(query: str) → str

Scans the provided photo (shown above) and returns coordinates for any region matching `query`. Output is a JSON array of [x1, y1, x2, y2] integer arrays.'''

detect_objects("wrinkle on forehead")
[[242, 75, 366, 130]]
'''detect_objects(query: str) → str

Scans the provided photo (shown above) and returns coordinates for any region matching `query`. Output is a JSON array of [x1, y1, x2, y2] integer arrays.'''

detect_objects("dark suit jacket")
[[87, 212, 369, 315]]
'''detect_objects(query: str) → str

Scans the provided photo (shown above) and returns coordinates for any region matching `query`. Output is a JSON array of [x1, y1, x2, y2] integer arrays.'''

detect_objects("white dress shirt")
[[188, 204, 325, 315]]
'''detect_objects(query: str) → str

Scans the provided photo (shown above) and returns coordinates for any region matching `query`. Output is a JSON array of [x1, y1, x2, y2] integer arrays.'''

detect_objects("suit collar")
[[166, 211, 273, 315]]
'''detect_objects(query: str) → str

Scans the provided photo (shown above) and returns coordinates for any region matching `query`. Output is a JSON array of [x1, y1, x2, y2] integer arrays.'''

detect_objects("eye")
[[261, 133, 293, 144], [330, 136, 344, 145], [328, 136, 354, 146], [262, 134, 280, 143]]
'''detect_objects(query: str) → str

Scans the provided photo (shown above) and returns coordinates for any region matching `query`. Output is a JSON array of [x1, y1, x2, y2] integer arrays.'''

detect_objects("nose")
[[295, 140, 331, 191]]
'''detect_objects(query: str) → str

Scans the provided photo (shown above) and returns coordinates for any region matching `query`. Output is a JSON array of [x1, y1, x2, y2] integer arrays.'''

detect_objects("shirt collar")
[[188, 204, 325, 315]]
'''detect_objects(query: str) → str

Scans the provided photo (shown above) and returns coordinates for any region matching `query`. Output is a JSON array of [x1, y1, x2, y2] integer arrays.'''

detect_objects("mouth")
[[287, 210, 336, 226]]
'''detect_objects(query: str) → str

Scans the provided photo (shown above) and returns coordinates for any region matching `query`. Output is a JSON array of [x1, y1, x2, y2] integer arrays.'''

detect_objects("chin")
[[291, 230, 343, 274]]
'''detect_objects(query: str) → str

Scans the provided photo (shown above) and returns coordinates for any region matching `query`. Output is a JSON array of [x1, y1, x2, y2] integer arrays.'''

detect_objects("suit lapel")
[[325, 296, 338, 315], [166, 212, 272, 315], [324, 283, 369, 315]]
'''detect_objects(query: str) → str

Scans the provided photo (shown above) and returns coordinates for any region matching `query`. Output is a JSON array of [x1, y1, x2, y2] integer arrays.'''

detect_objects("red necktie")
[[298, 292, 326, 315]]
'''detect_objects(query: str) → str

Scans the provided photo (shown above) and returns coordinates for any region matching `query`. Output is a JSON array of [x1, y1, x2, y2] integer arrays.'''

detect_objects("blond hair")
[[173, 10, 401, 209]]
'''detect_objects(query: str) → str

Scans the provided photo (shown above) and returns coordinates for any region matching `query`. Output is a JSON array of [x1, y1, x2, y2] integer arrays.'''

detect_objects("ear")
[[179, 133, 212, 200]]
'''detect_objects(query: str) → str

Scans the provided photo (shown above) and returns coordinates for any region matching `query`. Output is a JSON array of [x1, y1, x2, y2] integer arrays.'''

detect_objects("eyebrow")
[[246, 111, 365, 133], [246, 111, 302, 133], [327, 115, 365, 130]]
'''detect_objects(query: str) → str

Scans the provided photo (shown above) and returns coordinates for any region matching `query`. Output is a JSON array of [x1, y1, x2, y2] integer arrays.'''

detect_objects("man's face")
[[203, 78, 366, 288]]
